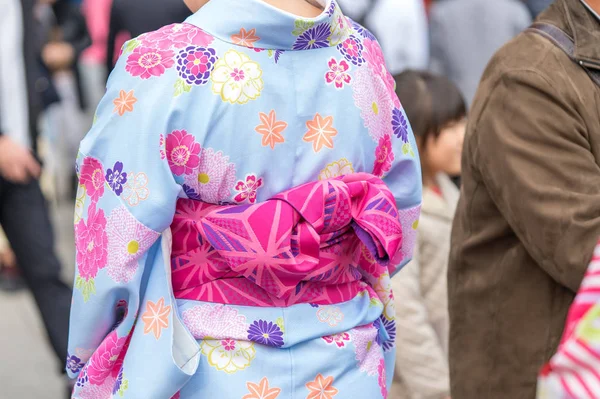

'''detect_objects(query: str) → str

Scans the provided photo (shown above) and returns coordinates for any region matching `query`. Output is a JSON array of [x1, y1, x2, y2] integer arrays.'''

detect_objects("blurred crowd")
[[0, 0, 555, 398]]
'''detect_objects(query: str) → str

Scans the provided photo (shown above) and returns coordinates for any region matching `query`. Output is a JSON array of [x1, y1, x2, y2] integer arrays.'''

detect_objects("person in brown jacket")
[[448, 0, 600, 398]]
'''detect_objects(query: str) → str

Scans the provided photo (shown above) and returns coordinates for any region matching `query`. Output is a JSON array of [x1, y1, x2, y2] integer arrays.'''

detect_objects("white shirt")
[[337, 0, 429, 74], [0, 0, 30, 148]]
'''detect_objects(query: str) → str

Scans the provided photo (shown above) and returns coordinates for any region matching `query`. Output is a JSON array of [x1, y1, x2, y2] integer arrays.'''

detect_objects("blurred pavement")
[[0, 200, 75, 398]]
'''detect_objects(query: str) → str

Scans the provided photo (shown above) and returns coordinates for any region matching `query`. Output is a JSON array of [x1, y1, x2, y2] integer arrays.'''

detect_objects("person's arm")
[[0, 0, 40, 183], [392, 248, 451, 399], [0, 85, 40, 183], [42, 2, 90, 71], [372, 34, 422, 272], [472, 70, 600, 292], [66, 38, 193, 388]]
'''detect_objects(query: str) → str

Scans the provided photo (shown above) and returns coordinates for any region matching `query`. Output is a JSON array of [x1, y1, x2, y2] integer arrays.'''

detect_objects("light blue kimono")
[[66, 0, 422, 397]]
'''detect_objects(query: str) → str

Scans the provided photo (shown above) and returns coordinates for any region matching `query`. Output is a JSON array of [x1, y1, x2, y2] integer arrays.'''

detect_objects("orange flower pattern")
[[243, 377, 282, 399], [255, 110, 287, 149], [141, 297, 171, 340], [113, 90, 137, 116], [231, 28, 261, 48], [305, 374, 339, 399], [303, 114, 338, 153]]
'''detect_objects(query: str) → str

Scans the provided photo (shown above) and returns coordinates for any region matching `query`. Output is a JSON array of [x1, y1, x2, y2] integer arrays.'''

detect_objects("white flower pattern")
[[211, 49, 264, 104], [122, 172, 150, 207], [317, 306, 344, 327]]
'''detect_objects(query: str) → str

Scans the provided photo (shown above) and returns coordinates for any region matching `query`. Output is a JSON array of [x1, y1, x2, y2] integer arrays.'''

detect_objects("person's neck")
[[586, 0, 600, 14], [261, 0, 324, 18]]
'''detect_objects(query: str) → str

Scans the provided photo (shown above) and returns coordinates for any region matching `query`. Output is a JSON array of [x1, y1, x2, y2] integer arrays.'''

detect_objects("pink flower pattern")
[[79, 157, 105, 203], [221, 339, 237, 351], [159, 134, 166, 160], [325, 58, 352, 89], [234, 174, 264, 204], [87, 331, 128, 385], [166, 130, 201, 176], [75, 203, 108, 281], [126, 47, 175, 79], [363, 39, 400, 108], [372, 135, 395, 178], [78, 375, 116, 399], [351, 324, 383, 377], [139, 23, 214, 50], [322, 332, 351, 348], [352, 65, 393, 142], [106, 206, 160, 283], [397, 205, 421, 266], [378, 359, 388, 399], [112, 326, 133, 379], [182, 147, 237, 204], [181, 304, 249, 340]]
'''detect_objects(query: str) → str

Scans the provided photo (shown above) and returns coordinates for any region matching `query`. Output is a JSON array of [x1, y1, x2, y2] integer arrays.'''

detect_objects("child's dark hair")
[[394, 70, 466, 149]]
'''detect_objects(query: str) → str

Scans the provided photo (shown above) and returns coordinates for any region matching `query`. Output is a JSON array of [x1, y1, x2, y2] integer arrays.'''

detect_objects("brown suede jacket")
[[448, 0, 600, 398]]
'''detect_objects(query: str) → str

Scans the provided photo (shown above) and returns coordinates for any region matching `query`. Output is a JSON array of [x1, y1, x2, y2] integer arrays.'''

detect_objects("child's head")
[[395, 70, 467, 183]]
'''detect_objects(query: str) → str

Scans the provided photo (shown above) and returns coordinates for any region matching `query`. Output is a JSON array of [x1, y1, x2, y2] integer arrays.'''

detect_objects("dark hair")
[[394, 70, 466, 147]]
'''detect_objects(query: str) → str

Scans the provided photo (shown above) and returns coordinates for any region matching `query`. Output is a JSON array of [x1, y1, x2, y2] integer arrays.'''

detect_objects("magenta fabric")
[[81, 0, 112, 63], [171, 173, 404, 307]]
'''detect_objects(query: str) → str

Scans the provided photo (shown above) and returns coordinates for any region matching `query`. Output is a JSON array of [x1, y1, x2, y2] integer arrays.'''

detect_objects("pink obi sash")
[[170, 173, 403, 307]]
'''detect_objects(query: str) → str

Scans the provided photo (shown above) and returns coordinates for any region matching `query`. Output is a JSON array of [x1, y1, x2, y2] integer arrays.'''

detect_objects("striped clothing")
[[538, 241, 600, 398]]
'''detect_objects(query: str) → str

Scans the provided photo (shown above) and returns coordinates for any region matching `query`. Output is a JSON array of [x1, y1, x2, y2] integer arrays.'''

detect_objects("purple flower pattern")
[[326, 1, 336, 17], [337, 35, 365, 66], [176, 46, 218, 86], [66, 353, 85, 374], [247, 320, 284, 347], [381, 317, 396, 352], [113, 368, 124, 394], [292, 23, 331, 50], [183, 184, 201, 200], [373, 317, 383, 346], [105, 161, 128, 196], [350, 19, 376, 41], [274, 49, 284, 64], [76, 368, 89, 388], [392, 108, 409, 143]]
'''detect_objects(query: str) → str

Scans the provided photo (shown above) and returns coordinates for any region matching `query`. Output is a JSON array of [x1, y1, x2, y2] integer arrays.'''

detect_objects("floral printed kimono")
[[66, 0, 422, 398], [537, 241, 600, 399]]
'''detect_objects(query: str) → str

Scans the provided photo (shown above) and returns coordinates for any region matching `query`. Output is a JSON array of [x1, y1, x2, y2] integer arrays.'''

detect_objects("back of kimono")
[[67, 0, 422, 398]]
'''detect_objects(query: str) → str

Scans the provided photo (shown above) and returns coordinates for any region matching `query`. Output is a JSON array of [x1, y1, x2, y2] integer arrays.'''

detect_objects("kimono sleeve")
[[66, 40, 183, 379], [382, 98, 422, 275]]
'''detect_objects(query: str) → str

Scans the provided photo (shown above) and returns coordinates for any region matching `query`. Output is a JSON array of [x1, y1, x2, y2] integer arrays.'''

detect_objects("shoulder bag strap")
[[527, 22, 600, 87]]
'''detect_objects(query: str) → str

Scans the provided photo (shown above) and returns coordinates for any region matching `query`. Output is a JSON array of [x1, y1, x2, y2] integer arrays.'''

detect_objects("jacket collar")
[[185, 0, 352, 50], [542, 0, 600, 66]]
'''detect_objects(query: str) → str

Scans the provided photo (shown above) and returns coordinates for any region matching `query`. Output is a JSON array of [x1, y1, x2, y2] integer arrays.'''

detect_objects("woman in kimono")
[[66, 0, 422, 398]]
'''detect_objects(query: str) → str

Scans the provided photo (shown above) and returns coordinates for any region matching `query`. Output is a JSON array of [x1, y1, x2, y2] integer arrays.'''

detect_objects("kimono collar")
[[185, 0, 352, 50]]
